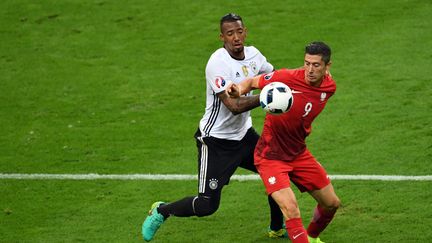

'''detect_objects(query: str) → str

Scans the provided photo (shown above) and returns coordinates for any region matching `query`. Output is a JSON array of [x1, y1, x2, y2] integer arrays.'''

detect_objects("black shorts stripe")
[[197, 136, 208, 193], [195, 128, 259, 195]]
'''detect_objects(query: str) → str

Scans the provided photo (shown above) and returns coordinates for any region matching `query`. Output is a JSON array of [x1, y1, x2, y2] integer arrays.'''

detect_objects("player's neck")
[[229, 52, 245, 60], [306, 78, 323, 87], [224, 47, 245, 60]]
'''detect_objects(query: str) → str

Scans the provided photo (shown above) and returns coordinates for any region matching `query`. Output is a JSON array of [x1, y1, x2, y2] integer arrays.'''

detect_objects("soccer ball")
[[259, 82, 293, 114]]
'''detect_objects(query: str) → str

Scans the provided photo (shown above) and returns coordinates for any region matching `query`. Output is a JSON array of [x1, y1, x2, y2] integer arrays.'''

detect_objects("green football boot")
[[268, 223, 288, 238], [308, 236, 325, 243], [142, 201, 165, 241], [268, 227, 288, 238]]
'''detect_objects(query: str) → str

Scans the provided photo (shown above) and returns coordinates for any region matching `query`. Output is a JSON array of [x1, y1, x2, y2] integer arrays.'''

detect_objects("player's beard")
[[225, 44, 245, 59], [234, 46, 244, 53], [230, 44, 244, 57]]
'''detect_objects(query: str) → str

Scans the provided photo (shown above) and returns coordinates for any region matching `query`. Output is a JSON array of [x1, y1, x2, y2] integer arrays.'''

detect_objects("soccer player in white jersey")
[[142, 13, 285, 241]]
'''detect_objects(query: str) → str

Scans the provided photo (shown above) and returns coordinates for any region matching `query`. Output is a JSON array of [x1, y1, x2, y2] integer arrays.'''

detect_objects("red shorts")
[[255, 149, 330, 195]]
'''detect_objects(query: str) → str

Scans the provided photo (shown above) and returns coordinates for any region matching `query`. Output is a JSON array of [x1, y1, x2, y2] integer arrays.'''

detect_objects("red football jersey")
[[255, 68, 336, 162]]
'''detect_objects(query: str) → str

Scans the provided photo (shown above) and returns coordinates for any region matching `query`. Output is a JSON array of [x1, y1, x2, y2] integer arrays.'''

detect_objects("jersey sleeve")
[[259, 59, 274, 74], [205, 56, 233, 94], [253, 47, 274, 74], [258, 69, 292, 89]]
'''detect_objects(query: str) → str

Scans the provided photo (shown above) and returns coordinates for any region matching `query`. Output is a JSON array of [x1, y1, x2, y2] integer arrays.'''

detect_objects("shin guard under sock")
[[307, 204, 336, 238], [286, 218, 308, 243]]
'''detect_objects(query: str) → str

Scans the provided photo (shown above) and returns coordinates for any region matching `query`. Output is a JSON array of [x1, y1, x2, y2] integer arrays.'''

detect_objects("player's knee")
[[331, 197, 341, 211], [194, 196, 220, 217], [322, 197, 341, 212]]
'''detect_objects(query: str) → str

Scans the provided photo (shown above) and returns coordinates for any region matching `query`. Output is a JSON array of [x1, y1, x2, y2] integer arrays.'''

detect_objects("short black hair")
[[305, 41, 331, 64], [220, 13, 243, 31]]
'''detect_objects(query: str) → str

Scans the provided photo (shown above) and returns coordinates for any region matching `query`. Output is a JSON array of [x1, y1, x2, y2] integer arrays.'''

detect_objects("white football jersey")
[[199, 46, 274, 140]]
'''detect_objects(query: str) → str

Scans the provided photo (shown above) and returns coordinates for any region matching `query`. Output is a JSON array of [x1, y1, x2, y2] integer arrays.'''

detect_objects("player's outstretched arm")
[[220, 75, 262, 115], [237, 76, 260, 95], [227, 76, 261, 98], [217, 91, 260, 115]]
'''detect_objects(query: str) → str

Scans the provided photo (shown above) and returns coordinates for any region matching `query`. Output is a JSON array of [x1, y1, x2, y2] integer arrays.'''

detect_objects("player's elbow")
[[230, 108, 242, 115]]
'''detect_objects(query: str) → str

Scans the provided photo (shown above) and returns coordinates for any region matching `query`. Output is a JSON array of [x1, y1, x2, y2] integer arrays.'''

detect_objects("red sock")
[[307, 204, 336, 238], [285, 218, 308, 243]]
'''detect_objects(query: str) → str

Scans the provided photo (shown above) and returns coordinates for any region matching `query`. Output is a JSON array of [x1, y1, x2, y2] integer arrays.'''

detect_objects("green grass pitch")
[[1, 0, 431, 242]]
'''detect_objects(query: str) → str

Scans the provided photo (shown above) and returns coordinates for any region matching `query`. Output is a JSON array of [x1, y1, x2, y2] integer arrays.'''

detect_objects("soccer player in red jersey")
[[228, 41, 341, 243]]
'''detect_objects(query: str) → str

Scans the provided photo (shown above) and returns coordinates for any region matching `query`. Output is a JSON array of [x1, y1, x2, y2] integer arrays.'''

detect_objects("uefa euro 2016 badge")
[[214, 76, 226, 89], [209, 178, 218, 190], [264, 72, 274, 80]]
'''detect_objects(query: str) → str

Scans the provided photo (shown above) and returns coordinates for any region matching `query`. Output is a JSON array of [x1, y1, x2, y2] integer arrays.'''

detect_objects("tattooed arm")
[[216, 91, 260, 115]]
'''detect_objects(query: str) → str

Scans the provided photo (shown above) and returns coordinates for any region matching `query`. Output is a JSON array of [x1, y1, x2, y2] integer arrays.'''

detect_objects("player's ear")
[[326, 61, 332, 69], [219, 32, 224, 41], [325, 61, 332, 76]]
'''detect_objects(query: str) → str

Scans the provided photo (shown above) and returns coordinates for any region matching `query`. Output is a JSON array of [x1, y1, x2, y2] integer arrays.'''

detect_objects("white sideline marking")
[[0, 173, 431, 181]]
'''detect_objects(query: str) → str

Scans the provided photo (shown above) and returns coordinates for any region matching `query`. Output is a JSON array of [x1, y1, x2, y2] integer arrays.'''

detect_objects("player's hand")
[[227, 83, 241, 98]]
